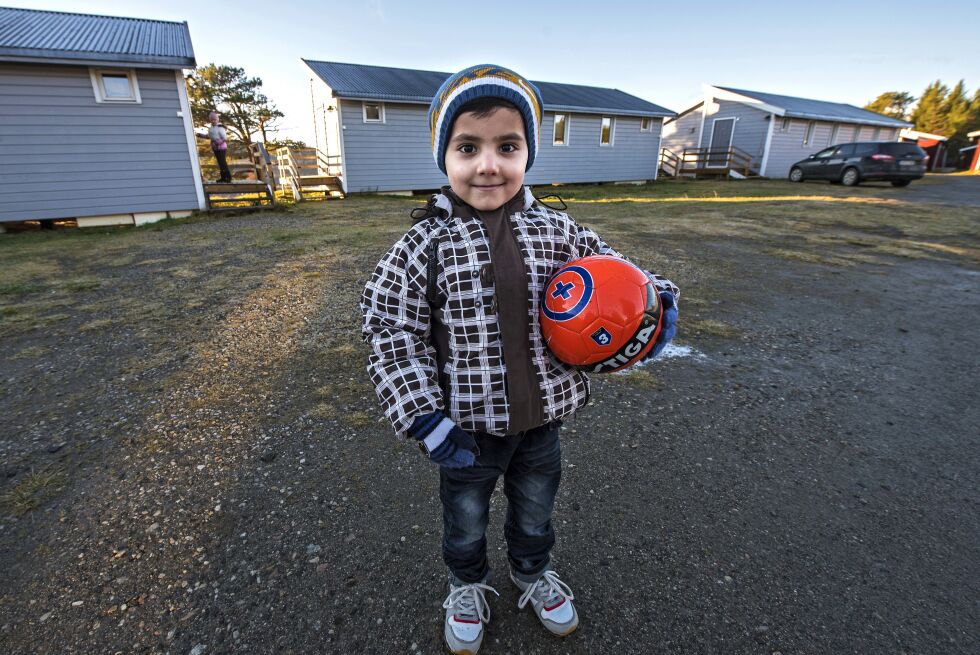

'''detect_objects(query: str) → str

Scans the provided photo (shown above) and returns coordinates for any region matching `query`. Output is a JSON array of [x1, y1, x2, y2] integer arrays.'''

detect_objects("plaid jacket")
[[360, 185, 679, 439]]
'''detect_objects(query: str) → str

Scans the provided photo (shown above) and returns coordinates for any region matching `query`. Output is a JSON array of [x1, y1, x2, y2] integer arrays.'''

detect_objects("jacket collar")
[[435, 184, 535, 220]]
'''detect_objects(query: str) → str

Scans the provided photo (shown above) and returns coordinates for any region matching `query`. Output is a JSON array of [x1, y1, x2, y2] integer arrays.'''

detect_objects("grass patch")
[[765, 248, 861, 268], [78, 318, 117, 332], [11, 345, 50, 359], [344, 411, 375, 428], [685, 318, 741, 339], [1, 465, 69, 516], [0, 282, 48, 295], [611, 367, 661, 389]]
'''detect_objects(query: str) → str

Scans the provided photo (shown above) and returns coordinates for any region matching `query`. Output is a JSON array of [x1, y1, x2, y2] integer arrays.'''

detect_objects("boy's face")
[[445, 106, 528, 211]]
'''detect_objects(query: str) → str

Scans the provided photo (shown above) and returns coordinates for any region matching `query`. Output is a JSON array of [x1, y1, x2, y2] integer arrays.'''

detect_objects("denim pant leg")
[[439, 432, 515, 584], [502, 421, 563, 580]]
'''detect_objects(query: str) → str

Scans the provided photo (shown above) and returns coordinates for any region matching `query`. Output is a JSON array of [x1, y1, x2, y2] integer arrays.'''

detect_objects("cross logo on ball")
[[552, 281, 575, 300]]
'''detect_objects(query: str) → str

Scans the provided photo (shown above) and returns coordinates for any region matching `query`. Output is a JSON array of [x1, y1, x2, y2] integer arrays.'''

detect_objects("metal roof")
[[303, 60, 675, 117], [0, 7, 195, 68], [715, 86, 911, 128]]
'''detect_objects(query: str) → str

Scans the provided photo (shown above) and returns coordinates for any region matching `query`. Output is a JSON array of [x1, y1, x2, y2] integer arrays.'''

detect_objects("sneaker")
[[442, 578, 499, 655], [510, 568, 579, 636]]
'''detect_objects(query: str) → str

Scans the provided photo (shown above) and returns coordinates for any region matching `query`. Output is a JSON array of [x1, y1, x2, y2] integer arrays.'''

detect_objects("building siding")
[[0, 63, 199, 222], [661, 104, 703, 154], [765, 119, 902, 178], [337, 98, 663, 193]]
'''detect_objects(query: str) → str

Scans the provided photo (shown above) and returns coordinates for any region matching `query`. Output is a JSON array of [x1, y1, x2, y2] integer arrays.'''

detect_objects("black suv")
[[788, 141, 928, 187]]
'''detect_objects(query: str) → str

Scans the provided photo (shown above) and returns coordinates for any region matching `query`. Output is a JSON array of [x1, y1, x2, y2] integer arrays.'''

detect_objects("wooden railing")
[[275, 146, 344, 200], [659, 146, 756, 178], [660, 148, 682, 178]]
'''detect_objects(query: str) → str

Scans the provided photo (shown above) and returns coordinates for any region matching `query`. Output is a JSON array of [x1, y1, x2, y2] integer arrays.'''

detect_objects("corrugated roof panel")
[[0, 7, 195, 68], [716, 86, 911, 128], [303, 59, 675, 117]]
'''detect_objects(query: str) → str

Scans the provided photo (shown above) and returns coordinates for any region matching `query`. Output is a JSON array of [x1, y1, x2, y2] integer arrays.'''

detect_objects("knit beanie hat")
[[428, 64, 544, 175]]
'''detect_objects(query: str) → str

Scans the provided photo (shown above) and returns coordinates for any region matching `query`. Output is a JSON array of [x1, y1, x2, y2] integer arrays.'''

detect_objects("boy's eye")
[[501, 143, 519, 153], [458, 144, 476, 154]]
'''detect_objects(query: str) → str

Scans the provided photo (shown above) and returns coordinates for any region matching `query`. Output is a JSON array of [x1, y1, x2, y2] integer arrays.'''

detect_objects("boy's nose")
[[476, 152, 499, 175]]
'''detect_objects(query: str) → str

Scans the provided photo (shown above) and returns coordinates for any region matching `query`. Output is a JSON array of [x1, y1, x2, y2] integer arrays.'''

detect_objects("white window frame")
[[599, 116, 615, 146], [362, 101, 385, 123], [803, 121, 816, 146], [780, 117, 791, 131], [553, 113, 569, 146], [872, 127, 882, 140], [829, 124, 840, 145], [89, 68, 141, 104], [640, 117, 651, 132]]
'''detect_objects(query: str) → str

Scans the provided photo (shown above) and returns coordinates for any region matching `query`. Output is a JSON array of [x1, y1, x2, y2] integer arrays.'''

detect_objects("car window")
[[854, 143, 877, 156], [837, 144, 855, 157], [881, 143, 926, 157], [813, 147, 837, 158]]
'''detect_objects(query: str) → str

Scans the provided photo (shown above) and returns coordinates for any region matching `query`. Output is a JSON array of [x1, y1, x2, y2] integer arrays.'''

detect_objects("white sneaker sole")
[[509, 571, 579, 637], [444, 621, 483, 655]]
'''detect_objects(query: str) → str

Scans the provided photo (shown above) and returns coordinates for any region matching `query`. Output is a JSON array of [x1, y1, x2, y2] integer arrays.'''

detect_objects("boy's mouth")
[[472, 183, 503, 190]]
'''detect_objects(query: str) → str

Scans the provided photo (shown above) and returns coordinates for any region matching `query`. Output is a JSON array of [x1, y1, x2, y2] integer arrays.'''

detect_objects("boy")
[[360, 64, 679, 654]]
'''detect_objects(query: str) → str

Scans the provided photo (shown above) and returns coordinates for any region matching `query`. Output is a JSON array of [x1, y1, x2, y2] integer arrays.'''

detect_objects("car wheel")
[[789, 167, 804, 183], [841, 167, 860, 187], [891, 180, 911, 187]]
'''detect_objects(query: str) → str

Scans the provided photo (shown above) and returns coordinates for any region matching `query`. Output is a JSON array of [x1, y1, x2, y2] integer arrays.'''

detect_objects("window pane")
[[601, 117, 611, 144], [554, 114, 566, 144], [365, 104, 381, 120], [641, 118, 649, 131], [803, 121, 815, 145], [102, 74, 132, 98]]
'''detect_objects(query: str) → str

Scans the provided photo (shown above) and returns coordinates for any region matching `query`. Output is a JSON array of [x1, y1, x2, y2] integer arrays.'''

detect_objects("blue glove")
[[408, 411, 480, 468], [643, 291, 677, 362]]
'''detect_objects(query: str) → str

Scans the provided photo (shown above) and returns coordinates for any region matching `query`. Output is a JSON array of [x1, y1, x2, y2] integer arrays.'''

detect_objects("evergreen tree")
[[910, 80, 950, 135], [864, 91, 915, 120]]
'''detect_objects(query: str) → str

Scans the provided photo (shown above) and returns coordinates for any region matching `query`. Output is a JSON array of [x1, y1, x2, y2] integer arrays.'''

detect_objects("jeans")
[[213, 148, 231, 183], [439, 420, 563, 585]]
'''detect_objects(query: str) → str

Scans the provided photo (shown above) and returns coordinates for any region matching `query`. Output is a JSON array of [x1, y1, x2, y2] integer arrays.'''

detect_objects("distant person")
[[360, 64, 679, 654], [208, 110, 232, 183]]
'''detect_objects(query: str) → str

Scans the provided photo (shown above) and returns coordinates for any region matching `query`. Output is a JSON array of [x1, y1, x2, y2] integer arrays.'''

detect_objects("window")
[[640, 117, 651, 132], [803, 121, 816, 146], [600, 117, 614, 146], [837, 144, 856, 157], [813, 146, 837, 159], [89, 68, 141, 103], [553, 113, 569, 145], [780, 117, 791, 131], [362, 102, 384, 123], [872, 127, 882, 140], [830, 124, 840, 145]]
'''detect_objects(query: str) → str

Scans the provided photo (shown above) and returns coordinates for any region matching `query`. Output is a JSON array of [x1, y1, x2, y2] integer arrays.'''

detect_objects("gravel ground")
[[1, 184, 978, 654]]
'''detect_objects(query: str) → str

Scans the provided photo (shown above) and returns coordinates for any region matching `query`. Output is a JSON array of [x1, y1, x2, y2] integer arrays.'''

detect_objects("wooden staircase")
[[203, 143, 277, 210], [659, 146, 759, 180], [276, 147, 344, 201]]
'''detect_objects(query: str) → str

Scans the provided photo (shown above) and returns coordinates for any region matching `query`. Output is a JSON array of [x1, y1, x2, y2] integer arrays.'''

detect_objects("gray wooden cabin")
[[302, 60, 675, 194], [0, 7, 204, 226], [661, 85, 912, 179]]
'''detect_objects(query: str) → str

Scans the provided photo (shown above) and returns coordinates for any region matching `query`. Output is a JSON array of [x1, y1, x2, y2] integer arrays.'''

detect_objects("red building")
[[899, 129, 948, 170]]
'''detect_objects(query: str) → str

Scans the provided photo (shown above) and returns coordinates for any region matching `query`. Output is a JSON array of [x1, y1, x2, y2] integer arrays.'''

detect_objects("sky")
[[13, 0, 980, 144]]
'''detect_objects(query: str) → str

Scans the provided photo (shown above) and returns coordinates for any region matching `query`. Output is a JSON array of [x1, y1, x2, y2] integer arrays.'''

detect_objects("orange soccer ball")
[[540, 256, 663, 373]]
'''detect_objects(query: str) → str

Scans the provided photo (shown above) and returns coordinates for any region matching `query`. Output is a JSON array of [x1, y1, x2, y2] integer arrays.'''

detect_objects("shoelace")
[[517, 570, 574, 611], [443, 581, 499, 624]]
